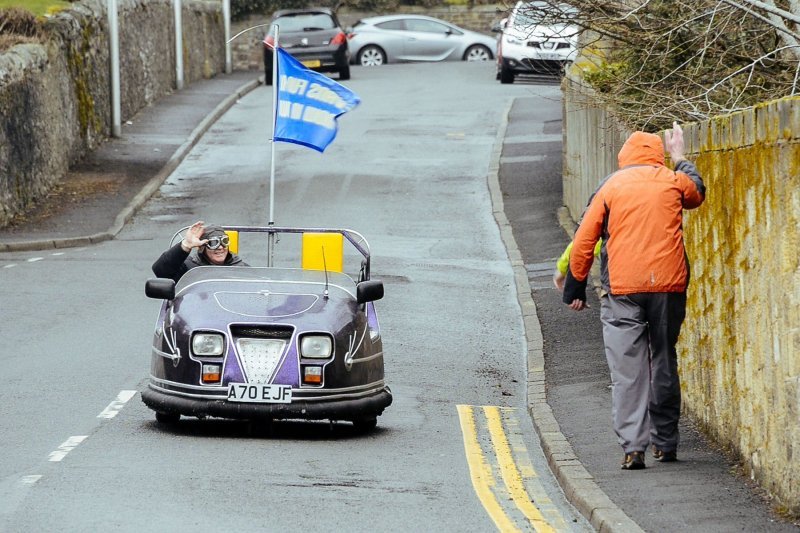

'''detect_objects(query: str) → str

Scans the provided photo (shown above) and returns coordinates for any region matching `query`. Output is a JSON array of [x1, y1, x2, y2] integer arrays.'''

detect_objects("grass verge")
[[0, 0, 71, 18]]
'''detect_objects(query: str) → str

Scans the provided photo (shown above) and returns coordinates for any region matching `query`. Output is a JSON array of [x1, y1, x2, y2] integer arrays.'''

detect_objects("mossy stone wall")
[[562, 72, 800, 513], [0, 0, 225, 227]]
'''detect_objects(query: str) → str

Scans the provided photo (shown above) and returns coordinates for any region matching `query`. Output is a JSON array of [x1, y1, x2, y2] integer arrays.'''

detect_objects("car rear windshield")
[[274, 13, 337, 32]]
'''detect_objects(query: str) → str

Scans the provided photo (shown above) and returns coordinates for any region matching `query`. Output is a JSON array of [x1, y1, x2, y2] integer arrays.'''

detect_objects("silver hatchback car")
[[347, 15, 496, 66]]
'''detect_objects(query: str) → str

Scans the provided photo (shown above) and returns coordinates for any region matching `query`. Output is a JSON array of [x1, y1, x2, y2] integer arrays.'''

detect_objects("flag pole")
[[268, 24, 279, 267]]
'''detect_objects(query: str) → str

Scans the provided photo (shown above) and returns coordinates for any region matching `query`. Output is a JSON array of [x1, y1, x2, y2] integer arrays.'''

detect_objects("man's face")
[[203, 245, 228, 265], [202, 234, 229, 265]]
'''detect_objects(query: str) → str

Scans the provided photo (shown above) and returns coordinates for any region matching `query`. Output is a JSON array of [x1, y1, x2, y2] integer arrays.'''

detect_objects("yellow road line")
[[457, 404, 521, 533], [484, 406, 556, 533]]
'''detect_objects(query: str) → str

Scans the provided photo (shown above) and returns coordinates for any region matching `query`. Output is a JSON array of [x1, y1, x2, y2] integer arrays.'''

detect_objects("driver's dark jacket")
[[152, 243, 248, 283]]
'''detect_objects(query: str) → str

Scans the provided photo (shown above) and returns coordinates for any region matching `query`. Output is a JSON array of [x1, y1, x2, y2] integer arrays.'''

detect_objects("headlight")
[[505, 36, 522, 45], [192, 333, 224, 356], [300, 335, 333, 359]]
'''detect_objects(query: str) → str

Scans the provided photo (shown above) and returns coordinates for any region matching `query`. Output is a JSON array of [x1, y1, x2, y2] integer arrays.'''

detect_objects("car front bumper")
[[499, 55, 568, 75], [141, 383, 392, 421]]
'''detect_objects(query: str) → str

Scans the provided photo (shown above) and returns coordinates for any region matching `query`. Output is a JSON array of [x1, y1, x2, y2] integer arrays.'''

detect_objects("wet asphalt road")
[[0, 62, 592, 532]]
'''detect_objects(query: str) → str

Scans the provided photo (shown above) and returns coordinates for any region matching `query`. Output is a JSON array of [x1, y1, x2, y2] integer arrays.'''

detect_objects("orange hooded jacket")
[[563, 131, 705, 302]]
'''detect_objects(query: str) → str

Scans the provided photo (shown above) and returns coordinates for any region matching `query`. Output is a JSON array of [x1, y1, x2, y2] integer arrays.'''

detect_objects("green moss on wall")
[[67, 22, 101, 136]]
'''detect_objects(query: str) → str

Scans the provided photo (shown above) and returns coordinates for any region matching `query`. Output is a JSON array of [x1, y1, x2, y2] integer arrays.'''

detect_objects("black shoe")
[[621, 451, 646, 470], [652, 446, 677, 462]]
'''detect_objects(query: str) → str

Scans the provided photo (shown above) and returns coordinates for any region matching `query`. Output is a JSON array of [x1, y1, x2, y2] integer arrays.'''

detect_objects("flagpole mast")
[[268, 24, 279, 267]]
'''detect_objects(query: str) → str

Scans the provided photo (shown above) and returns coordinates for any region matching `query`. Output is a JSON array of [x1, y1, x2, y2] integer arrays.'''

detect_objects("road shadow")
[[142, 416, 390, 441]]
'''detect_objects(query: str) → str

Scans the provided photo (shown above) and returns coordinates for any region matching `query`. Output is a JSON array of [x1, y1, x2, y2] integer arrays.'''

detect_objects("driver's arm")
[[152, 243, 191, 283]]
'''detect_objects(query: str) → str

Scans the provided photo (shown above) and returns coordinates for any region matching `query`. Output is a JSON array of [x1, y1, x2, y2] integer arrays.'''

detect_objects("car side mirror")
[[146, 278, 176, 300], [357, 280, 384, 304]]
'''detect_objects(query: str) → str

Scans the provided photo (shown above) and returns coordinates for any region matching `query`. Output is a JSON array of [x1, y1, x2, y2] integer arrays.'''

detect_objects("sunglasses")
[[205, 235, 230, 250]]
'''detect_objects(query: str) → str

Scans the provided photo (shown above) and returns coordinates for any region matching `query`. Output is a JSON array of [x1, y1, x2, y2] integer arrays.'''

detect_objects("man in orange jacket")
[[563, 122, 705, 470]]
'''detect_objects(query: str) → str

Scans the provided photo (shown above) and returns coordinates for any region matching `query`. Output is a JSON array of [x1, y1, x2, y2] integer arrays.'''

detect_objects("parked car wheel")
[[464, 44, 492, 61], [358, 45, 386, 66], [264, 48, 273, 86], [500, 65, 515, 84], [340, 64, 351, 80]]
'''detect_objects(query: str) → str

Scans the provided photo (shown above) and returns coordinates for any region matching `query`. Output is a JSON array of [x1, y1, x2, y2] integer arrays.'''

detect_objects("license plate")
[[227, 383, 292, 404], [301, 59, 321, 68], [538, 53, 562, 61]]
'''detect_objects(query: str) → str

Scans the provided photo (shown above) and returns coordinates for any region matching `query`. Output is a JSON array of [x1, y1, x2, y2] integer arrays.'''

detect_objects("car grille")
[[231, 325, 293, 338], [231, 325, 294, 383], [527, 41, 571, 50]]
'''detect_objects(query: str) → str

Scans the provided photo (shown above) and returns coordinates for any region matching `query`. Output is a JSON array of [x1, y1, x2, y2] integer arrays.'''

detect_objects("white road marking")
[[21, 475, 42, 485], [48, 436, 88, 462], [51, 252, 65, 256], [26, 257, 44, 263], [97, 390, 137, 419], [501, 155, 546, 164], [3, 264, 16, 269]]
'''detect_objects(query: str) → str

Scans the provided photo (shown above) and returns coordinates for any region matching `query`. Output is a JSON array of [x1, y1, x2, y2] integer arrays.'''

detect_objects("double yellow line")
[[457, 405, 564, 532]]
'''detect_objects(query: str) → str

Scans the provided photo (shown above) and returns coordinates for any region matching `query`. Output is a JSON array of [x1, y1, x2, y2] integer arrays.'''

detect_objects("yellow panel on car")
[[225, 230, 239, 254], [302, 233, 343, 272]]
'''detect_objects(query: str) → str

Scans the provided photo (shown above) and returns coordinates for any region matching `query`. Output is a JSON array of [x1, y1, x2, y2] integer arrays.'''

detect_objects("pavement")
[[1, 71, 796, 532], [0, 71, 258, 252]]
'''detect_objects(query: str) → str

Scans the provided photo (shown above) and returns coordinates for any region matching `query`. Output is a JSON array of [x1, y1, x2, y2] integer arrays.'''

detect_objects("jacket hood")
[[617, 131, 665, 168]]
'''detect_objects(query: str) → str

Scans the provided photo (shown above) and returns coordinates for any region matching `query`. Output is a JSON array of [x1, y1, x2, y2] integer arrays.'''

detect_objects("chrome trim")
[[344, 325, 367, 370], [152, 346, 180, 363], [148, 375, 385, 401], [150, 375, 227, 392], [214, 290, 320, 318], [350, 351, 383, 364], [167, 226, 374, 281], [176, 276, 356, 299]]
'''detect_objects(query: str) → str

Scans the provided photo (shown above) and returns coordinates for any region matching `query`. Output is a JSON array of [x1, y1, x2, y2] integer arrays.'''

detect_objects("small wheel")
[[464, 45, 492, 62], [358, 45, 385, 67], [155, 411, 180, 424], [339, 64, 351, 80], [352, 416, 378, 432], [500, 65, 515, 84]]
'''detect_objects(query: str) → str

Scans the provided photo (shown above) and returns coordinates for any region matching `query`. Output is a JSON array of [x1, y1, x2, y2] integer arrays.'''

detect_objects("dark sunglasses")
[[205, 235, 230, 250]]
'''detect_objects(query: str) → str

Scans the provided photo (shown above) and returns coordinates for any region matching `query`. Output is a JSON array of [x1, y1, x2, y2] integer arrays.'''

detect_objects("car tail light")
[[303, 366, 323, 385], [331, 32, 347, 45], [202, 364, 222, 384], [264, 35, 275, 49]]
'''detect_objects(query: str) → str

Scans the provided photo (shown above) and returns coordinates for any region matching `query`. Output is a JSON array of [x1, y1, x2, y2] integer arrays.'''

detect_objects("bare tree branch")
[[520, 0, 800, 128]]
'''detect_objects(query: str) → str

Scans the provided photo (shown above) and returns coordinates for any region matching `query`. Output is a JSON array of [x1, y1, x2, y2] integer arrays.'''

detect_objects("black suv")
[[263, 8, 351, 85]]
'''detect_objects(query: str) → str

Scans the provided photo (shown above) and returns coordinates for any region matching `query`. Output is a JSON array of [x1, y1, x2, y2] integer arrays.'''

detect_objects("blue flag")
[[274, 48, 360, 152]]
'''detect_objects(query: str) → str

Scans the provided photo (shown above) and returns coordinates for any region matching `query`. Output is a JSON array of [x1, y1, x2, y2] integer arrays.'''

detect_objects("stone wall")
[[0, 0, 225, 227], [562, 72, 800, 513], [230, 4, 506, 72]]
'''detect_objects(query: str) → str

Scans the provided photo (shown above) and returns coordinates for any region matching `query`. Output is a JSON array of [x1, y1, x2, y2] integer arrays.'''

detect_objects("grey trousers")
[[599, 292, 686, 453]]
